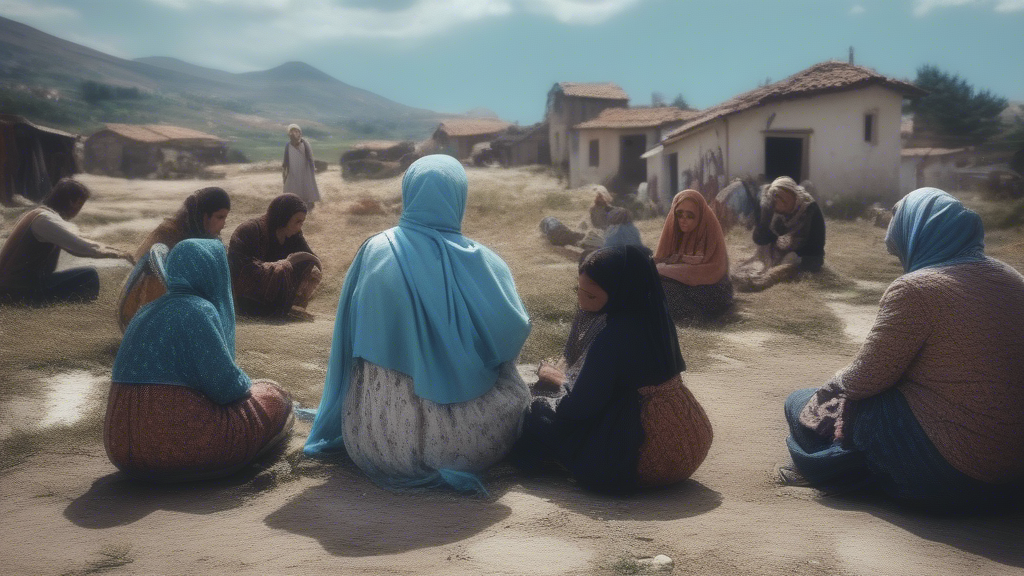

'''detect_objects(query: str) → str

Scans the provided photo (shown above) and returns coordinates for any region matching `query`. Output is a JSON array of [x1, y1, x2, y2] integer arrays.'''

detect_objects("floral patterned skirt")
[[342, 360, 530, 480], [104, 380, 293, 481]]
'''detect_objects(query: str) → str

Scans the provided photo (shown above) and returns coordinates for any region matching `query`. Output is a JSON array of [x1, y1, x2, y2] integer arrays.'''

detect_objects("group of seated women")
[[3, 158, 1021, 511]]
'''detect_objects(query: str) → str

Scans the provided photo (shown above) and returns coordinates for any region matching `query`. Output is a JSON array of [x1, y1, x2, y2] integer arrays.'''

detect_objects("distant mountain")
[[0, 15, 443, 134]]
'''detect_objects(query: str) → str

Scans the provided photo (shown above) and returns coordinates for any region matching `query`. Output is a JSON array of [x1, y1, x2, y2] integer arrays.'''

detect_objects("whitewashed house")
[[900, 147, 968, 193], [568, 107, 697, 190], [644, 61, 926, 207], [546, 82, 629, 169]]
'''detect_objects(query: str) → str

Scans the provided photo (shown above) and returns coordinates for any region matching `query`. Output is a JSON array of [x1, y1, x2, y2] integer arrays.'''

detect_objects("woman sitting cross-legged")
[[106, 239, 294, 482], [654, 190, 733, 322], [517, 245, 713, 493], [782, 188, 1024, 510], [0, 178, 133, 304], [228, 193, 322, 320], [303, 155, 532, 493], [116, 186, 231, 331]]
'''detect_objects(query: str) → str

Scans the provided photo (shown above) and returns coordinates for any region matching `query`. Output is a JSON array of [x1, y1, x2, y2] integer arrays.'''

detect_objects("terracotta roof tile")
[[662, 61, 926, 145], [436, 118, 512, 137], [556, 82, 629, 100], [900, 147, 966, 157], [575, 107, 699, 129], [101, 124, 224, 143]]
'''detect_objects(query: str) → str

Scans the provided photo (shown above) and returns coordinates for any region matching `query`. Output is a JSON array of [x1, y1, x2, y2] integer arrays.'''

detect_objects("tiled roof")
[[100, 124, 224, 143], [575, 107, 699, 130], [662, 61, 926, 145], [901, 147, 966, 157], [555, 82, 629, 101], [435, 118, 512, 137]]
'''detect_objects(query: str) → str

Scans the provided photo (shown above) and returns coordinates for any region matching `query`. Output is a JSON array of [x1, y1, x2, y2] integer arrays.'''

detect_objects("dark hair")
[[265, 193, 308, 231], [42, 178, 91, 217], [176, 187, 231, 237], [607, 207, 633, 225], [194, 187, 230, 215]]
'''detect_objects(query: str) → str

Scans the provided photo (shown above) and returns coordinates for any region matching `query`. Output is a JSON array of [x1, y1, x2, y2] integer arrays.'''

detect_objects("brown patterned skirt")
[[104, 379, 294, 482], [636, 375, 714, 488]]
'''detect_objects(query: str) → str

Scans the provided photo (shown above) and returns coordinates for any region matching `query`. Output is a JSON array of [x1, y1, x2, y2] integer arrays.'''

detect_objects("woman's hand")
[[536, 361, 566, 389], [286, 252, 322, 268]]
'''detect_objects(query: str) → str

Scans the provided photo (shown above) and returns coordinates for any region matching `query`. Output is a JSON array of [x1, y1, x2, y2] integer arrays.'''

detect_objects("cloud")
[[0, 0, 79, 20], [849, 4, 866, 14], [994, 0, 1024, 10], [911, 0, 1024, 15], [142, 0, 639, 34]]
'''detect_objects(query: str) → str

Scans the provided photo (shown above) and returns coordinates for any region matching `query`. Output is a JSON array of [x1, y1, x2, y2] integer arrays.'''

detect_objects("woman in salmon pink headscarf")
[[653, 190, 733, 322]]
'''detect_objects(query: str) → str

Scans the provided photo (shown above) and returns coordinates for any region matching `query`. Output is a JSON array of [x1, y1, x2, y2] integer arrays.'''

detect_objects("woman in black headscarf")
[[228, 193, 322, 319], [520, 245, 713, 492]]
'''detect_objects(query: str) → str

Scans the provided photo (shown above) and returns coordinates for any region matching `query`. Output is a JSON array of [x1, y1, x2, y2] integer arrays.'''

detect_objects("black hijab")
[[579, 245, 685, 377], [265, 193, 307, 232]]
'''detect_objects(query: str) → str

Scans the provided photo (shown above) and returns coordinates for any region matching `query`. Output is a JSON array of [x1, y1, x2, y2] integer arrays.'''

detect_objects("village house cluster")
[[5, 59, 1012, 209]]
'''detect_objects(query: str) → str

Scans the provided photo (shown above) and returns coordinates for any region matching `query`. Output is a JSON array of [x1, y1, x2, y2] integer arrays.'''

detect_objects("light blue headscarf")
[[604, 223, 644, 248], [112, 239, 250, 405], [885, 187, 986, 274], [304, 155, 531, 489]]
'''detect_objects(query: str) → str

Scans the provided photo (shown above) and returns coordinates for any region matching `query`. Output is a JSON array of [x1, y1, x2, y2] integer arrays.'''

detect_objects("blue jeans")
[[785, 387, 1018, 511]]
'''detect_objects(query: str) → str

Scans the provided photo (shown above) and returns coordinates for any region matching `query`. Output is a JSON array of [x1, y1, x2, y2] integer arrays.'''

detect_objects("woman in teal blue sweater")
[[105, 239, 294, 482]]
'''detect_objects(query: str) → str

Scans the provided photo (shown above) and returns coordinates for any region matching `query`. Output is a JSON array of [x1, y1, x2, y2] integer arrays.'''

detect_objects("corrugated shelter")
[[432, 118, 512, 160], [0, 114, 78, 205], [491, 122, 550, 167], [84, 124, 227, 178]]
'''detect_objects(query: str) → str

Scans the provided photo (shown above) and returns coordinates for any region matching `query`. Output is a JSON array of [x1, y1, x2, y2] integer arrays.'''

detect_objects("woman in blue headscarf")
[[105, 239, 294, 482], [781, 188, 1024, 510], [304, 155, 532, 492]]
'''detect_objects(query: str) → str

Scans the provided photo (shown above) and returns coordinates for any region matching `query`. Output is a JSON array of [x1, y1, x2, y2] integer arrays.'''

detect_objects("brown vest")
[[0, 208, 62, 293]]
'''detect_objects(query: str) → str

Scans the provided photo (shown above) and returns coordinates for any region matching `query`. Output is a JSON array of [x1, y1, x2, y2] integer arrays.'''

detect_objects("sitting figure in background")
[[116, 187, 231, 331], [0, 178, 132, 304], [229, 193, 322, 320], [603, 207, 645, 249], [733, 176, 825, 292], [517, 245, 713, 493], [304, 155, 531, 493], [781, 188, 1024, 510], [588, 186, 615, 230], [106, 239, 294, 482], [654, 190, 733, 322]]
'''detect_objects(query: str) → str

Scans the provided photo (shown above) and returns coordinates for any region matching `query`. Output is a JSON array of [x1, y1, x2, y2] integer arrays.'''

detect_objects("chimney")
[[849, 46, 855, 65]]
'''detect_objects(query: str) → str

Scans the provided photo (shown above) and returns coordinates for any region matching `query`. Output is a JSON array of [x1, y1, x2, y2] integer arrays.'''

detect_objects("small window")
[[864, 113, 876, 144], [589, 140, 599, 167]]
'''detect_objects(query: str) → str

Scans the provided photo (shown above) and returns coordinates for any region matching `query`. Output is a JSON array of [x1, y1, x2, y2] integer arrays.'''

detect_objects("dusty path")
[[1, 168, 1022, 575]]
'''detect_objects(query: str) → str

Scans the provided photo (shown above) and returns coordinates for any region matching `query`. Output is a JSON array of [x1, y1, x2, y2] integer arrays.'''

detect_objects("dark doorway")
[[668, 152, 678, 196], [765, 136, 804, 182], [538, 141, 551, 165], [619, 135, 647, 185]]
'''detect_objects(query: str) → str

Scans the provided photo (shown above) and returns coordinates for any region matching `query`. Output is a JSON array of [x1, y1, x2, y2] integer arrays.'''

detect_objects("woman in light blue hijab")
[[305, 155, 531, 493], [781, 188, 1024, 510], [105, 239, 294, 482]]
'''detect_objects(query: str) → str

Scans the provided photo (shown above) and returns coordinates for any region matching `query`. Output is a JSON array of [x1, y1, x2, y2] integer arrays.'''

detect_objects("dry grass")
[[2, 167, 1022, 468]]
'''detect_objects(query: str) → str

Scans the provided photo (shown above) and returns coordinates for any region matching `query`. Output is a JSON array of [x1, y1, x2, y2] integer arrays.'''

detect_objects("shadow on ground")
[[63, 443, 291, 529], [496, 462, 723, 522], [822, 493, 1024, 568], [263, 466, 512, 557]]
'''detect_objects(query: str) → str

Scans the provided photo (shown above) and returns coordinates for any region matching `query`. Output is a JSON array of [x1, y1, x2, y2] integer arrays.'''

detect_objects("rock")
[[636, 555, 674, 572]]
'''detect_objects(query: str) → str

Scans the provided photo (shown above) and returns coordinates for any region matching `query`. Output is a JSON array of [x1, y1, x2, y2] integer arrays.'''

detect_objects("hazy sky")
[[2, 0, 1022, 123]]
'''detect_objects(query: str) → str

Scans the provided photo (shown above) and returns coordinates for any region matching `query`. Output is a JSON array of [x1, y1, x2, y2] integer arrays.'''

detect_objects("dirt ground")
[[1, 166, 1023, 575]]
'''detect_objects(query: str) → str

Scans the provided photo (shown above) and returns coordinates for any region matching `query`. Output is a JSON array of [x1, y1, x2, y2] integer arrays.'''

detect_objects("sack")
[[636, 375, 713, 487]]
